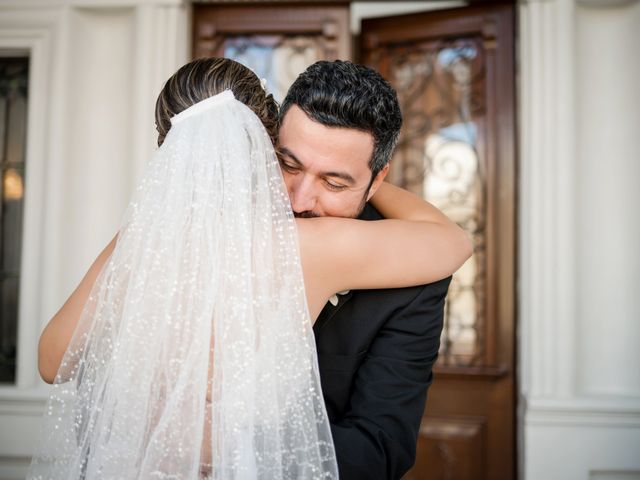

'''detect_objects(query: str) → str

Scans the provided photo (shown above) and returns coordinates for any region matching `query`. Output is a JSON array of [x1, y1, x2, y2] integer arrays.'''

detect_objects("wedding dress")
[[27, 90, 338, 479]]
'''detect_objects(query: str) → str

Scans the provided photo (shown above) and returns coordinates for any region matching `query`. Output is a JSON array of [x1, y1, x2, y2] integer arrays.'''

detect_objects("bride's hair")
[[154, 57, 278, 147]]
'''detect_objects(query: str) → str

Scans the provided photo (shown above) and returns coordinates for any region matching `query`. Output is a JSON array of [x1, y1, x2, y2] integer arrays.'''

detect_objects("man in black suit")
[[278, 60, 450, 479]]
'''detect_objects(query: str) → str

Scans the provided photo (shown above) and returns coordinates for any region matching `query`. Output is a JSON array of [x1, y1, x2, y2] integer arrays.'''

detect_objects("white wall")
[[519, 0, 640, 478], [0, 1, 188, 477], [575, 3, 640, 399]]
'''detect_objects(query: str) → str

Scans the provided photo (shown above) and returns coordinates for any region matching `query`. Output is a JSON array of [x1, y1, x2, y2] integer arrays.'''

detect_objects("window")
[[0, 57, 28, 383]]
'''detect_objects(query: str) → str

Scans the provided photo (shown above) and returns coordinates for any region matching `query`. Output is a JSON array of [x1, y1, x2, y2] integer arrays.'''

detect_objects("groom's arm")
[[330, 277, 450, 479]]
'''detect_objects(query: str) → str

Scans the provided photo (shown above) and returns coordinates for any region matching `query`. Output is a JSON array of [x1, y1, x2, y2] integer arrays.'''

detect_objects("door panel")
[[192, 3, 351, 102], [361, 5, 516, 479]]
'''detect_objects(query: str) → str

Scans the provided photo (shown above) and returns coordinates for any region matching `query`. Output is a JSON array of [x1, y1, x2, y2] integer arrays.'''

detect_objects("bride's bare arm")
[[37, 235, 118, 384], [297, 183, 472, 309], [369, 182, 454, 226]]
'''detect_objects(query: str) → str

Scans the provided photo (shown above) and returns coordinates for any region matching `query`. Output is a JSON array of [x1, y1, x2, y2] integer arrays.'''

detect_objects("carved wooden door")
[[192, 3, 350, 102], [360, 5, 516, 479]]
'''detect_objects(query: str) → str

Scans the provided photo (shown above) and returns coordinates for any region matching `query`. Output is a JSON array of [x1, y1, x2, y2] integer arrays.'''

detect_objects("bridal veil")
[[27, 90, 338, 479]]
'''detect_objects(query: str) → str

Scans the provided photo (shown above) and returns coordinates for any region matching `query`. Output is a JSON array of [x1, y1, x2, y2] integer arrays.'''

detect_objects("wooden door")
[[360, 5, 516, 480], [192, 2, 351, 102]]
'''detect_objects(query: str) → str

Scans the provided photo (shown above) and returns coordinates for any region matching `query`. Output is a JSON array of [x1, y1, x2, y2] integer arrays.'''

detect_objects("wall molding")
[[0, 0, 185, 6], [526, 398, 640, 428], [576, 0, 639, 7], [519, 0, 577, 401], [0, 8, 66, 396], [0, 0, 188, 430], [520, 0, 640, 476], [589, 471, 640, 480]]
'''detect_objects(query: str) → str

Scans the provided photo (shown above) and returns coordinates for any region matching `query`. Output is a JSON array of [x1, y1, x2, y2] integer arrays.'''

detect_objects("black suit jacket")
[[313, 203, 451, 479]]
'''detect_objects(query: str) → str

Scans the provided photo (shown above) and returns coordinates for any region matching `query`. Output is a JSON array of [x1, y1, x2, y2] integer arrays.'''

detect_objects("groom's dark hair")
[[280, 60, 402, 176]]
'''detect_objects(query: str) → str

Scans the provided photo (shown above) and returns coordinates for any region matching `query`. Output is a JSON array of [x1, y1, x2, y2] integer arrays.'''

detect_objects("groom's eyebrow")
[[279, 147, 356, 185], [279, 147, 303, 167]]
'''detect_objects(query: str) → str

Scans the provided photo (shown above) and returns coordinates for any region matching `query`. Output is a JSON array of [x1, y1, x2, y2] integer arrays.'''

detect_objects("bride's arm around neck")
[[297, 182, 472, 321]]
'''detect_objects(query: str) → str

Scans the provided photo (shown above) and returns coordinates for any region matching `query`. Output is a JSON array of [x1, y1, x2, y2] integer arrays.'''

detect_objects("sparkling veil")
[[27, 90, 338, 479]]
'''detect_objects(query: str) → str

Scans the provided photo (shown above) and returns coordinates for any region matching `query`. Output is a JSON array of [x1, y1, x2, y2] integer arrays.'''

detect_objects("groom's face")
[[278, 105, 388, 218]]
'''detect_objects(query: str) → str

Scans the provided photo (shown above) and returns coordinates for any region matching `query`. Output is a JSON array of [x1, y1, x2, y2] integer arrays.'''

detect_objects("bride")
[[29, 58, 471, 479]]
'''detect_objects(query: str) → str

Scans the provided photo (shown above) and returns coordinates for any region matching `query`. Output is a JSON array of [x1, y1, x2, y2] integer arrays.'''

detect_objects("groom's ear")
[[365, 164, 390, 202]]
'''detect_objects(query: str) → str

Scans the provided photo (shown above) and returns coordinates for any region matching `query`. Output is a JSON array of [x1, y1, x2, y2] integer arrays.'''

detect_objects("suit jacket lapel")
[[313, 204, 378, 333], [313, 290, 355, 332]]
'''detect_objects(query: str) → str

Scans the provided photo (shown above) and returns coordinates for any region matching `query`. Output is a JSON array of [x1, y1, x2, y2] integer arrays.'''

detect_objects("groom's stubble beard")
[[294, 211, 320, 218]]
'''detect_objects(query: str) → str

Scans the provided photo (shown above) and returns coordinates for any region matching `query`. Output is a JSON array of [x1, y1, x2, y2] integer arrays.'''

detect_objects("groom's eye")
[[279, 159, 300, 173], [324, 179, 348, 191]]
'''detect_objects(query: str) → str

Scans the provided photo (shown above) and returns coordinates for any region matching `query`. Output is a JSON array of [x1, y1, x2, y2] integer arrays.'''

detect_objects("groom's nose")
[[289, 175, 318, 215]]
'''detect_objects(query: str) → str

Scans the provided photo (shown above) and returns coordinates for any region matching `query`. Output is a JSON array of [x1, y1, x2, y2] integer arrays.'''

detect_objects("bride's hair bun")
[[155, 57, 279, 147]]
